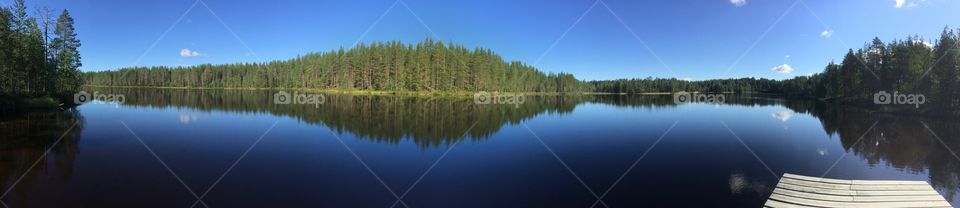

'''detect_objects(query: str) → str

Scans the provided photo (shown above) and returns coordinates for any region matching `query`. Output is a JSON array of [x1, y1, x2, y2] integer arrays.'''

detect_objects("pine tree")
[[930, 27, 959, 109], [53, 9, 81, 95], [0, 7, 12, 95], [838, 49, 863, 99]]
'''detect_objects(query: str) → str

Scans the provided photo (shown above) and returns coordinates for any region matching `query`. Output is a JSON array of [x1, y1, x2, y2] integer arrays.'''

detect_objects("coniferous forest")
[[0, 5, 940, 115], [592, 27, 960, 114], [84, 27, 959, 109], [0, 0, 83, 99], [83, 38, 593, 93], [0, 0, 954, 115]]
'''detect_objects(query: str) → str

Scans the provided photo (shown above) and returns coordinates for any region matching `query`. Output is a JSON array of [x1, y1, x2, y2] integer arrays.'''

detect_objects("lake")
[[2, 88, 959, 207]]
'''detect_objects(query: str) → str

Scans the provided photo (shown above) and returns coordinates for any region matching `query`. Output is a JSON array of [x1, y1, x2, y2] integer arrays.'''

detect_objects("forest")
[[589, 77, 783, 93], [794, 28, 957, 110], [592, 27, 960, 112], [0, 0, 83, 101], [81, 23, 959, 115], [83, 38, 593, 93]]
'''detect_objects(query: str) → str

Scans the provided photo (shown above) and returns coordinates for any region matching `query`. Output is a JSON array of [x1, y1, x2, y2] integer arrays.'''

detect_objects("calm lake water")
[[2, 88, 959, 207]]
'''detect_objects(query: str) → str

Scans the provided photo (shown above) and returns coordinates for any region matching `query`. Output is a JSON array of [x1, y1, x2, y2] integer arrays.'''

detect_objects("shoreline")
[[80, 85, 757, 96], [13, 86, 958, 119], [0, 96, 66, 115], [81, 85, 667, 96]]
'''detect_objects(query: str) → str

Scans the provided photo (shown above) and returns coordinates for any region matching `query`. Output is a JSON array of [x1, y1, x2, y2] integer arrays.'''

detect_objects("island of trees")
[[83, 38, 592, 93], [0, 0, 83, 113]]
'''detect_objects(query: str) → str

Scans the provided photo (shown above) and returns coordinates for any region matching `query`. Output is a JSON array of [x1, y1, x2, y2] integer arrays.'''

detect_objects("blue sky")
[[12, 0, 960, 80]]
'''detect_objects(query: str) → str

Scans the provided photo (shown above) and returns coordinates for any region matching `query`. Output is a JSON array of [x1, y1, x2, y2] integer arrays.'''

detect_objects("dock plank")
[[765, 173, 952, 208], [775, 183, 940, 196]]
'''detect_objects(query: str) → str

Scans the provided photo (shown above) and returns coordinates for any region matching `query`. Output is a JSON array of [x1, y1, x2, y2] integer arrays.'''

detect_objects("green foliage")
[[52, 9, 82, 94], [80, 23, 960, 116], [593, 26, 960, 116], [590, 77, 782, 93], [0, 96, 60, 112], [0, 2, 83, 98], [784, 27, 960, 115], [930, 27, 959, 109], [84, 38, 594, 93]]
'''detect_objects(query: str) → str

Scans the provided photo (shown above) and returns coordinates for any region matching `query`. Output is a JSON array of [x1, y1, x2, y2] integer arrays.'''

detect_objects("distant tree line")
[[593, 27, 960, 110], [0, 0, 82, 97], [590, 77, 783, 93], [84, 38, 593, 93]]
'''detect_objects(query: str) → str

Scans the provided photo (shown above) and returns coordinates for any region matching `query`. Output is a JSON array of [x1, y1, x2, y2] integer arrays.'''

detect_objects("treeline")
[[84, 38, 593, 93], [790, 28, 957, 110], [592, 26, 960, 112], [590, 77, 783, 93], [82, 25, 960, 113], [0, 0, 82, 97], [760, 27, 960, 116]]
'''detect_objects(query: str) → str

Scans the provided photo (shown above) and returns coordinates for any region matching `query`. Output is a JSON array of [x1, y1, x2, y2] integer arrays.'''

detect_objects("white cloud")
[[682, 77, 693, 81], [894, 0, 906, 8], [180, 48, 201, 57], [896, 0, 928, 8], [771, 111, 793, 122], [729, 173, 748, 194], [820, 30, 833, 38], [179, 113, 208, 124], [730, 0, 746, 7], [728, 172, 768, 195], [771, 64, 794, 74], [912, 40, 933, 49]]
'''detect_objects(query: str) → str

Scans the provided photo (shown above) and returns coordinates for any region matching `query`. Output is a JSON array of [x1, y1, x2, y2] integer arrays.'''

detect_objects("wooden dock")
[[764, 173, 952, 208]]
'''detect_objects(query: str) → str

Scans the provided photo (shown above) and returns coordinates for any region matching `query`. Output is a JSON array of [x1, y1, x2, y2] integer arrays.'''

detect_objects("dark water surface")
[[2, 88, 960, 207]]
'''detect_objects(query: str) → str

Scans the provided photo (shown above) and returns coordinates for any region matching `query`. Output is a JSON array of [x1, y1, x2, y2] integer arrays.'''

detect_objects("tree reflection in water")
[[0, 110, 84, 207], [3, 87, 960, 204]]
